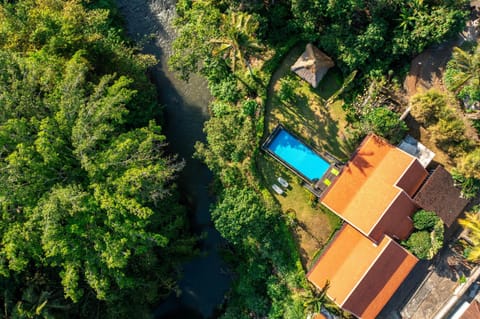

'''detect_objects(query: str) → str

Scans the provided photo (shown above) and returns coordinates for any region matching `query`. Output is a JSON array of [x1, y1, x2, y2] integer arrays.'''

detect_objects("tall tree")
[[210, 11, 262, 72]]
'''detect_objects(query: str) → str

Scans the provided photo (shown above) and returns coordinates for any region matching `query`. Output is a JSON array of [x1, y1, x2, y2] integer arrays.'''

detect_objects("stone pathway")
[[378, 240, 476, 319], [401, 268, 462, 318]]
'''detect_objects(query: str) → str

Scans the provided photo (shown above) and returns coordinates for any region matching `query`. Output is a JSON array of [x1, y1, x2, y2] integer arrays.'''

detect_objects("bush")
[[457, 148, 480, 180], [363, 106, 407, 144], [405, 210, 444, 259], [211, 100, 232, 117], [242, 99, 258, 117], [452, 169, 480, 199], [431, 219, 444, 255], [472, 119, 480, 135], [278, 77, 297, 104], [430, 116, 467, 154], [208, 75, 241, 102], [404, 231, 432, 260], [413, 210, 440, 231], [410, 89, 447, 126]]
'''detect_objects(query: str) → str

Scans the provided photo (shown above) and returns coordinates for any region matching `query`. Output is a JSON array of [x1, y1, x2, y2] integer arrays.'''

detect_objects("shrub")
[[431, 219, 445, 255], [363, 106, 407, 144], [404, 231, 431, 259], [278, 77, 297, 104], [405, 210, 444, 259], [242, 99, 258, 117], [472, 119, 480, 135], [410, 89, 448, 126], [430, 116, 466, 154], [413, 210, 440, 231], [211, 100, 232, 117], [457, 148, 480, 180], [451, 169, 480, 199], [208, 75, 241, 102]]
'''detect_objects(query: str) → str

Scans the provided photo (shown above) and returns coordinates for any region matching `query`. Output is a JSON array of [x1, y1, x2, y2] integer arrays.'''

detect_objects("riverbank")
[[115, 1, 231, 317]]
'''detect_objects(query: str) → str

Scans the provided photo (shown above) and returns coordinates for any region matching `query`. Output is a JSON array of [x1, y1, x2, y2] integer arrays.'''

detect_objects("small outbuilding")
[[291, 43, 334, 88], [414, 165, 470, 228]]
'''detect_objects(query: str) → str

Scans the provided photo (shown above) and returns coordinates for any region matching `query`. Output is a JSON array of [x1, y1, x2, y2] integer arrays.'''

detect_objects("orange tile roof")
[[461, 300, 480, 319], [308, 224, 418, 319], [322, 134, 417, 237], [308, 224, 390, 304], [348, 241, 418, 318]]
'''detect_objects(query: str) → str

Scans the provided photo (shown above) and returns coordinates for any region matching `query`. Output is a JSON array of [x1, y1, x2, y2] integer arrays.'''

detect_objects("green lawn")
[[265, 67, 352, 161], [259, 46, 354, 269], [257, 154, 341, 268]]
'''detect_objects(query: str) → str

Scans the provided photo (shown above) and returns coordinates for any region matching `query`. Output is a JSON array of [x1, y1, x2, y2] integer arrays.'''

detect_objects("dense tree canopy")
[[169, 0, 470, 317], [291, 0, 467, 75], [0, 1, 194, 318], [171, 0, 467, 79]]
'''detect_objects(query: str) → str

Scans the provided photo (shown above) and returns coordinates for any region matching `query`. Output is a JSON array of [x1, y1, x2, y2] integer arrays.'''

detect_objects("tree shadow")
[[433, 242, 475, 282]]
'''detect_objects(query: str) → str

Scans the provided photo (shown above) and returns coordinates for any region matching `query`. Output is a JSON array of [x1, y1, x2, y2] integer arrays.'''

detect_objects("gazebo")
[[290, 43, 334, 88]]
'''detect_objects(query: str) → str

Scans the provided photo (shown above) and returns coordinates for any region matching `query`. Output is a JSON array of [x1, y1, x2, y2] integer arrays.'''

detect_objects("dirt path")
[[402, 4, 480, 169], [404, 4, 480, 96]]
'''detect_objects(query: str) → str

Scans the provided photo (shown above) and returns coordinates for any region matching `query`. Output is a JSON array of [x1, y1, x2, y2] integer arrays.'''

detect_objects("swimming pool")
[[265, 127, 330, 182]]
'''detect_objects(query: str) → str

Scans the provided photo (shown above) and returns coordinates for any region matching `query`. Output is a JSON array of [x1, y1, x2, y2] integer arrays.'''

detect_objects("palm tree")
[[210, 11, 263, 72], [445, 46, 480, 96], [304, 280, 340, 316], [398, 0, 427, 32], [459, 211, 480, 262]]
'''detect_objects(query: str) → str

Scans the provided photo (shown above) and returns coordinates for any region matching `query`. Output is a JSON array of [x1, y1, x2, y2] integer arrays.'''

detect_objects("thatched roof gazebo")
[[290, 43, 334, 88]]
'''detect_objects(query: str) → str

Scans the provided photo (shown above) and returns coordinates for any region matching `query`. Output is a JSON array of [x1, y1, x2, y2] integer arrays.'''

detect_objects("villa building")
[[308, 134, 430, 319]]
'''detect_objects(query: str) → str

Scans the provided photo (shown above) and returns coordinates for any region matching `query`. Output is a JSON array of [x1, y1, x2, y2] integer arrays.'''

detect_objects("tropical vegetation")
[[459, 208, 480, 262], [170, 0, 468, 318], [410, 89, 480, 198], [445, 46, 480, 105], [0, 0, 473, 317], [0, 1, 194, 318], [403, 210, 444, 260]]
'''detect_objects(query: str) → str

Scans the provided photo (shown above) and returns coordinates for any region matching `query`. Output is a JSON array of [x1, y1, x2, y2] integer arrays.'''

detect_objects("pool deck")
[[262, 124, 344, 198], [303, 164, 343, 198]]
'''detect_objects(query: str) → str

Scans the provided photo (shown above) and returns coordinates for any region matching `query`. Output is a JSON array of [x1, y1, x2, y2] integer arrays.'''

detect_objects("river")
[[115, 1, 231, 318]]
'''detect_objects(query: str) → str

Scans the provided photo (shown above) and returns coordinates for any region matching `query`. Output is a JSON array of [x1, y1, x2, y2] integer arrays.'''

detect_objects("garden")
[[257, 153, 341, 268], [256, 43, 350, 269], [168, 0, 472, 318]]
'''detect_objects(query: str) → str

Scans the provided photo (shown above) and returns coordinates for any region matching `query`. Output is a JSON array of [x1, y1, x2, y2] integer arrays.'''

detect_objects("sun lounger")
[[277, 177, 289, 188], [323, 178, 331, 186], [331, 168, 340, 176], [272, 184, 284, 195]]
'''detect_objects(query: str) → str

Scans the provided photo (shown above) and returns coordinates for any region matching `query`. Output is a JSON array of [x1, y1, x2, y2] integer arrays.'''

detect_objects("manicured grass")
[[266, 68, 351, 161], [257, 154, 341, 268], [259, 45, 353, 269]]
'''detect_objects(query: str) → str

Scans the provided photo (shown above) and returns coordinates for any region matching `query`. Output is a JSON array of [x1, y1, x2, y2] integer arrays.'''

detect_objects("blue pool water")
[[267, 129, 330, 181]]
